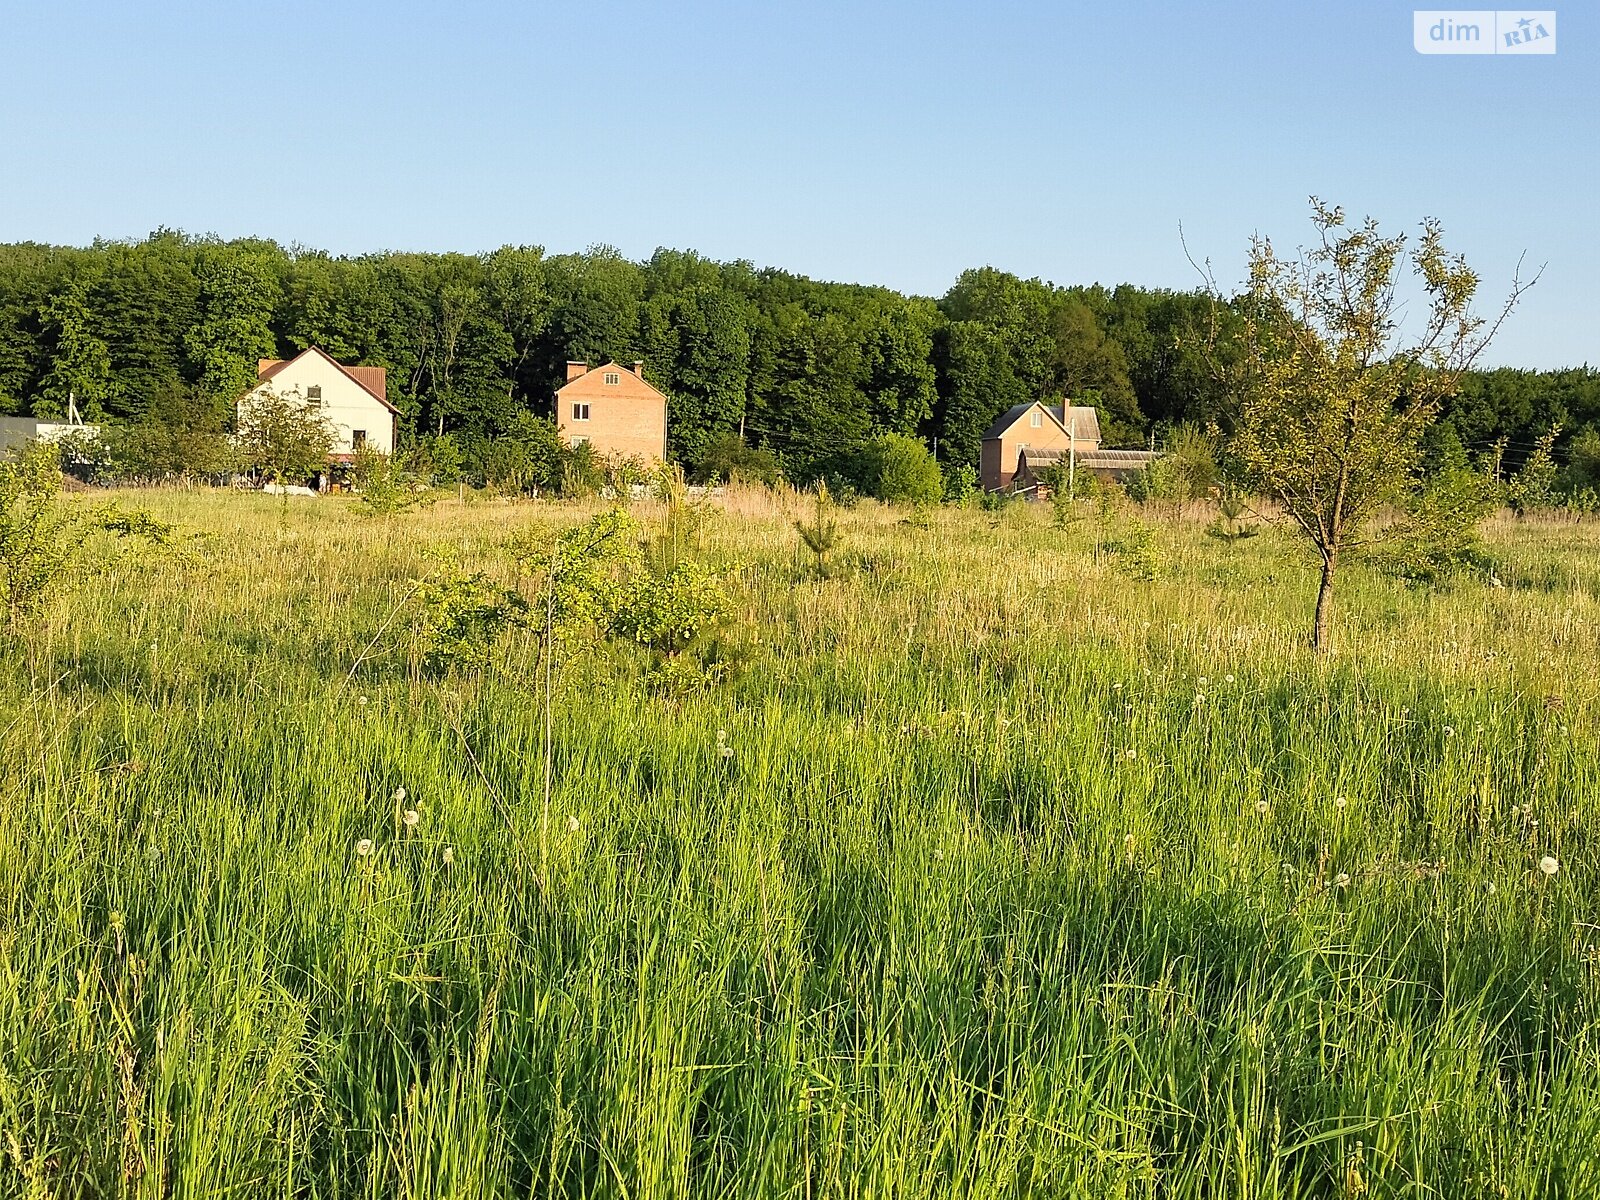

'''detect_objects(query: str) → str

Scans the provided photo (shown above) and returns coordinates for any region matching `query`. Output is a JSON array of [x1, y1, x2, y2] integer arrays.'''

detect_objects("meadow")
[[2, 487, 1598, 1198]]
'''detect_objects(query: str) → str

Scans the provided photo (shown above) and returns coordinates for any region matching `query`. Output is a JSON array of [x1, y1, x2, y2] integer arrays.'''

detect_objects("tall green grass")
[[1, 490, 1597, 1197]]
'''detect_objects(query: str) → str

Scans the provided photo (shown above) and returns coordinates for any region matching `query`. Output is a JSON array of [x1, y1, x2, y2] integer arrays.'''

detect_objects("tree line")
[[0, 230, 1595, 486]]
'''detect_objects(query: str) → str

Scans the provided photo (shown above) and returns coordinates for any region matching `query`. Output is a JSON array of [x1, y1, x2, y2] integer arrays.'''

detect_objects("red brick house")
[[555, 360, 668, 462]]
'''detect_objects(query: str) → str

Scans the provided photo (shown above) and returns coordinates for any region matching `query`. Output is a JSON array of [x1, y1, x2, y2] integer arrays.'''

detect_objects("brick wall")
[[555, 363, 668, 462]]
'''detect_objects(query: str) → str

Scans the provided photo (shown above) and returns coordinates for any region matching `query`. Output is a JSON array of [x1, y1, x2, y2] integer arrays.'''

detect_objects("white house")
[[240, 346, 397, 459]]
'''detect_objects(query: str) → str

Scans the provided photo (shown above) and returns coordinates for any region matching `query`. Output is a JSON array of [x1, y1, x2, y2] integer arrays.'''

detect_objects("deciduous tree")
[[1217, 199, 1532, 650]]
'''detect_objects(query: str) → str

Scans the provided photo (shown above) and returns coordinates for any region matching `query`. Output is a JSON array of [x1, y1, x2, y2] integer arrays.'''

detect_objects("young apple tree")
[[1217, 199, 1533, 651]]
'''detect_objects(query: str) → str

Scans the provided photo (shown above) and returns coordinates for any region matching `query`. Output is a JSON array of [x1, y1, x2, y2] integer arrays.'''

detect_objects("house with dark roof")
[[242, 346, 398, 459], [979, 401, 1102, 492]]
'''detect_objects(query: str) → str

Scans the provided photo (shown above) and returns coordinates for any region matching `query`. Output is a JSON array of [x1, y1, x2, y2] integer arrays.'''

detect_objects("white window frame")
[[604, 372, 620, 385], [1030, 410, 1042, 428], [573, 402, 591, 421]]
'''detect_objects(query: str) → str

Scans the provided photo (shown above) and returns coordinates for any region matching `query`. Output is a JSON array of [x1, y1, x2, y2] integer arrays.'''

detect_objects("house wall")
[[0, 417, 102, 452], [242, 357, 394, 455], [980, 404, 1098, 491], [556, 365, 668, 462]]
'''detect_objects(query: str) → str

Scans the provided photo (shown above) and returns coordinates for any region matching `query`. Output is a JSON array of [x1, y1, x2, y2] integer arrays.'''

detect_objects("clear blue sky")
[[3, 0, 1594, 368]]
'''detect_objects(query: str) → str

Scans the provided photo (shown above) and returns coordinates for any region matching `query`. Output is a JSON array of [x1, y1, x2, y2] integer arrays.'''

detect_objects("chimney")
[[630, 360, 645, 377], [565, 360, 588, 382]]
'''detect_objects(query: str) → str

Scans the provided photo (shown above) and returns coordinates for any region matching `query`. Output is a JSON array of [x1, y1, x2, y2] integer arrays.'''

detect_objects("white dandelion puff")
[[358, 695, 370, 707], [393, 787, 406, 803], [355, 838, 375, 858], [402, 809, 420, 828], [1539, 855, 1560, 876], [1255, 800, 1270, 816], [1125, 748, 1138, 760], [442, 845, 455, 866], [567, 814, 581, 833], [1224, 674, 1235, 684], [1335, 795, 1348, 811]]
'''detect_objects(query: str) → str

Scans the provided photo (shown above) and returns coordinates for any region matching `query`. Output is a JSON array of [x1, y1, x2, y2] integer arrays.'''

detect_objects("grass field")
[[2, 487, 1599, 1198]]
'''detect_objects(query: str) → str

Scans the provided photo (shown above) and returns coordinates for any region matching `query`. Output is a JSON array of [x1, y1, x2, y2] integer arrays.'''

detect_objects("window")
[[351, 430, 367, 448], [604, 372, 620, 385], [1030, 410, 1042, 428], [572, 402, 591, 421], [306, 385, 322, 406]]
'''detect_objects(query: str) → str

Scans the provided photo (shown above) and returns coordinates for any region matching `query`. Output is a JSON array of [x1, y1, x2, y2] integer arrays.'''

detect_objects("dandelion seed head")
[[1125, 748, 1137, 760], [720, 745, 735, 759], [1255, 800, 1270, 816], [1335, 795, 1348, 810], [355, 838, 375, 858], [358, 695, 369, 707], [1224, 674, 1235, 684], [1539, 855, 1560, 876], [393, 787, 406, 803], [442, 845, 455, 866], [567, 815, 581, 833], [402, 809, 419, 828]]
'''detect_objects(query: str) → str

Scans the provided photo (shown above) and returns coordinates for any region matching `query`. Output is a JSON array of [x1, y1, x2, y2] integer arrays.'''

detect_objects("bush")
[[613, 558, 730, 658], [1, 441, 173, 627], [472, 414, 564, 494], [942, 463, 980, 507], [1508, 424, 1561, 514], [694, 432, 781, 486], [1125, 456, 1191, 504], [560, 440, 607, 499], [1367, 467, 1499, 585], [100, 384, 234, 484], [351, 445, 427, 515], [414, 566, 530, 676], [862, 433, 943, 506]]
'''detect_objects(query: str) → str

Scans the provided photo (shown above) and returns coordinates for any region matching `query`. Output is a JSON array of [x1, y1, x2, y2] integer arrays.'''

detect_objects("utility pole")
[[1068, 413, 1077, 501]]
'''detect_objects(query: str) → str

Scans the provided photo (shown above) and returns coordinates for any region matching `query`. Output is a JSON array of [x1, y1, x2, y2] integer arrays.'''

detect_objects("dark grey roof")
[[981, 404, 1037, 441]]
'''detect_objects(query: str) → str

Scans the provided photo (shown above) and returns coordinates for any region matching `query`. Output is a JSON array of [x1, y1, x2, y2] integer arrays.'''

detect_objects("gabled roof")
[[255, 346, 398, 414], [556, 361, 669, 402], [981, 401, 1101, 444]]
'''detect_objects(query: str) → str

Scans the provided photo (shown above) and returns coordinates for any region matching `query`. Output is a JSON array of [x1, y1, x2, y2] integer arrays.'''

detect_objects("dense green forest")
[[1, 232, 1595, 483]]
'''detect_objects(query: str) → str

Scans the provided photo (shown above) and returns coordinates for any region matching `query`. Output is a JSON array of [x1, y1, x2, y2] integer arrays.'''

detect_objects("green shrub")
[[863, 434, 943, 506], [1, 441, 173, 626], [694, 432, 781, 486], [1367, 467, 1499, 585]]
